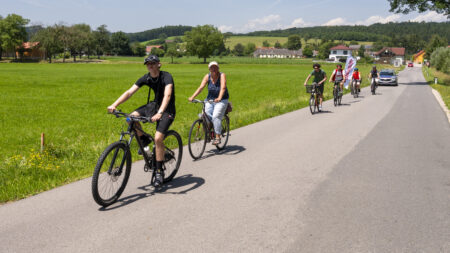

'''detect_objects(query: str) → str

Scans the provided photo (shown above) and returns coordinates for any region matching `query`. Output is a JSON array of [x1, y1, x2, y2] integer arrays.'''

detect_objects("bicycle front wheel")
[[309, 95, 316, 114], [188, 119, 207, 159], [216, 115, 230, 151], [92, 141, 131, 207], [163, 130, 183, 182], [333, 88, 338, 106]]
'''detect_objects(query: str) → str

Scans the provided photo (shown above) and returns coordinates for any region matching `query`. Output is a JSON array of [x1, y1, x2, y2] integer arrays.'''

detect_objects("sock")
[[156, 161, 163, 173]]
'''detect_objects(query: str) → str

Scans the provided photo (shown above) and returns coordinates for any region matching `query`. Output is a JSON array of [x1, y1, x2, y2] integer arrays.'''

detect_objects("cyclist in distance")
[[188, 61, 229, 145], [369, 65, 380, 82], [304, 63, 327, 110], [329, 63, 346, 95], [107, 55, 176, 187], [351, 67, 361, 93]]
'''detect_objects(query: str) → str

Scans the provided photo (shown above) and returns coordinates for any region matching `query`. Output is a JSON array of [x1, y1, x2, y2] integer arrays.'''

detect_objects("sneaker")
[[212, 138, 221, 145], [319, 105, 322, 111], [154, 170, 163, 187]]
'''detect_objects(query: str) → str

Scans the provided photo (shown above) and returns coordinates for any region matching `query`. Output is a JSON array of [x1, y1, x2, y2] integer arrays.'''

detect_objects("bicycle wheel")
[[92, 141, 131, 207], [216, 115, 230, 151], [309, 95, 316, 114], [333, 88, 338, 106], [162, 130, 183, 182], [188, 119, 207, 159], [316, 94, 321, 112], [338, 90, 342, 105]]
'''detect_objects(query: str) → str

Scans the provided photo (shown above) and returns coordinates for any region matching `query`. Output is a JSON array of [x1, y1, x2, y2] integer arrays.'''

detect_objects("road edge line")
[[431, 88, 450, 125]]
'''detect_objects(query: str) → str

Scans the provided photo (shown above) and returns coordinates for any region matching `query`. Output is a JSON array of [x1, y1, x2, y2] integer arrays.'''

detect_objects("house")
[[146, 45, 164, 55], [374, 47, 405, 66], [329, 45, 351, 62], [253, 47, 302, 58], [16, 42, 45, 60], [413, 50, 425, 64]]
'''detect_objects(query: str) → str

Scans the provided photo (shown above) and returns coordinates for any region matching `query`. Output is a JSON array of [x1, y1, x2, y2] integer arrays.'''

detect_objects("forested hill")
[[243, 22, 450, 42], [127, 25, 193, 42]]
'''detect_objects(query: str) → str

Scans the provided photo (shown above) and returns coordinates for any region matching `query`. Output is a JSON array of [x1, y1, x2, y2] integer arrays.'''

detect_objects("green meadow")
[[0, 59, 376, 202]]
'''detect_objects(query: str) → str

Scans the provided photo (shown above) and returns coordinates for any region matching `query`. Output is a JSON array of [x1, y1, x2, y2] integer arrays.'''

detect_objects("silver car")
[[378, 69, 398, 86]]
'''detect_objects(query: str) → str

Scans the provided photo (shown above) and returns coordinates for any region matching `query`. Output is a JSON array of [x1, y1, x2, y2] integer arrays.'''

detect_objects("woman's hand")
[[214, 98, 221, 103], [188, 96, 194, 102]]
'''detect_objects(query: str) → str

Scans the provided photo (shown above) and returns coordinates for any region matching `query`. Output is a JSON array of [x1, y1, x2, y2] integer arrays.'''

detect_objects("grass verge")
[[422, 67, 450, 110]]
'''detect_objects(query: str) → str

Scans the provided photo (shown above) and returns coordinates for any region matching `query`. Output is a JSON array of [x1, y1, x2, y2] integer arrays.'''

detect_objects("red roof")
[[330, 45, 351, 50], [375, 47, 405, 56], [414, 50, 425, 58]]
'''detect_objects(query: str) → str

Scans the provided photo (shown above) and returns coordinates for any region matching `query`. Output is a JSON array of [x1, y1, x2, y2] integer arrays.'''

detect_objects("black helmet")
[[144, 55, 160, 65], [354, 68, 358, 71], [336, 64, 342, 68]]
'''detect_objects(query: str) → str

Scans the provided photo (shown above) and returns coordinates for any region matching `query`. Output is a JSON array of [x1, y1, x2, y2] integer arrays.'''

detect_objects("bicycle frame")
[[194, 100, 218, 142]]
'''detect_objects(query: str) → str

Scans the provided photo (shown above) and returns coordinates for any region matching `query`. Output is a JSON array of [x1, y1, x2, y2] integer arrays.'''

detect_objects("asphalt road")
[[1, 66, 449, 253]]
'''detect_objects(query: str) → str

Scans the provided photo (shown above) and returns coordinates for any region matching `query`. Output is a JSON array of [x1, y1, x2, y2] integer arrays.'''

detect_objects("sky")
[[1, 0, 448, 33]]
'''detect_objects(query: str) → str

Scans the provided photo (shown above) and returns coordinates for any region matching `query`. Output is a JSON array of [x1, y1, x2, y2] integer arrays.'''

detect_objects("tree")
[[184, 25, 224, 63], [388, 0, 450, 17], [287, 35, 302, 50], [303, 45, 314, 58], [0, 14, 29, 59], [166, 43, 180, 63], [358, 45, 366, 57], [244, 42, 256, 56], [110, 31, 131, 56], [318, 41, 336, 59], [32, 25, 63, 63], [274, 41, 282, 49], [0, 15, 3, 60], [426, 34, 448, 58], [93, 24, 110, 59], [262, 40, 270, 47], [150, 47, 164, 57], [233, 43, 245, 56], [430, 47, 450, 74], [131, 42, 146, 56], [71, 24, 92, 59]]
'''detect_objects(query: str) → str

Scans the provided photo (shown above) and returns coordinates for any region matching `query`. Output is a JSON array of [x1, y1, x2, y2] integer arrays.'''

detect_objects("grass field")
[[0, 59, 378, 202], [423, 67, 450, 110]]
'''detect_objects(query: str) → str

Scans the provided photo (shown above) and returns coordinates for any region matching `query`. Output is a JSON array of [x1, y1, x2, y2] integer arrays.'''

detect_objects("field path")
[[1, 66, 449, 252]]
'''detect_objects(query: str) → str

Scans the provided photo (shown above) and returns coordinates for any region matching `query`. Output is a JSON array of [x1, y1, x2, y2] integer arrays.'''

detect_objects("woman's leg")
[[212, 100, 228, 137]]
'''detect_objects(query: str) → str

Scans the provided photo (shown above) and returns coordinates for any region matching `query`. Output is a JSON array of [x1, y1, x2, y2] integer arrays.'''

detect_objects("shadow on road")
[[336, 103, 351, 106], [194, 145, 246, 161], [99, 174, 205, 211], [402, 81, 429, 86]]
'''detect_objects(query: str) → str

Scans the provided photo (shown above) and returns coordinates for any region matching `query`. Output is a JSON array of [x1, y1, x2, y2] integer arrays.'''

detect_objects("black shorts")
[[317, 84, 324, 95], [134, 104, 174, 135]]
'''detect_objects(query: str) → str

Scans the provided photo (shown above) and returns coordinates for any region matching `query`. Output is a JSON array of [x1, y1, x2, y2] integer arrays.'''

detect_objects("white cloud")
[[323, 17, 348, 26], [356, 14, 401, 25], [410, 11, 448, 22], [218, 25, 233, 33], [290, 18, 312, 28], [229, 14, 284, 33]]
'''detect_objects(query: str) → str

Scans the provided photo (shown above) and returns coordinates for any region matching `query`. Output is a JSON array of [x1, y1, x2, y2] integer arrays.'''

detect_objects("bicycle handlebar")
[[110, 110, 152, 123], [190, 99, 214, 104]]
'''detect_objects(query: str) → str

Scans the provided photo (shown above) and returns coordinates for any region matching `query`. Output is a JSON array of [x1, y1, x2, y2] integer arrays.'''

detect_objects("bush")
[[430, 47, 450, 74]]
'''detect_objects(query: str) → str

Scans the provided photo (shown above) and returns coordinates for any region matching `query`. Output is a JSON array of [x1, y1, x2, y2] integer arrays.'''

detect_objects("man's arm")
[[304, 74, 312, 86], [108, 84, 140, 113], [319, 74, 327, 85], [151, 83, 173, 122]]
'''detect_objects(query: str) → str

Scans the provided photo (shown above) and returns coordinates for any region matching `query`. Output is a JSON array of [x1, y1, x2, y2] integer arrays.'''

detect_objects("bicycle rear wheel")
[[92, 141, 131, 207], [162, 130, 183, 182], [188, 119, 207, 159], [216, 115, 230, 151]]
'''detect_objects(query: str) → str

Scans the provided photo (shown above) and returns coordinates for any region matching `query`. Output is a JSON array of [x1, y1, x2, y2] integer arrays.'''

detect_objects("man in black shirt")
[[107, 55, 175, 187]]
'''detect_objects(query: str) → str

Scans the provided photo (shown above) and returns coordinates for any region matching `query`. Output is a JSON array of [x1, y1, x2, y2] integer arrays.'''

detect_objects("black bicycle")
[[91, 110, 183, 207], [306, 83, 321, 114], [333, 81, 343, 106], [188, 99, 230, 160]]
